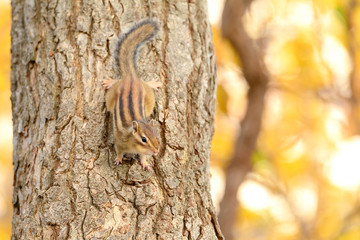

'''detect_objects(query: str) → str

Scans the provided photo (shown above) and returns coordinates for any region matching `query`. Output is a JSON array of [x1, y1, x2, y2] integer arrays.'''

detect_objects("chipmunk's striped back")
[[113, 19, 159, 128], [114, 77, 146, 128]]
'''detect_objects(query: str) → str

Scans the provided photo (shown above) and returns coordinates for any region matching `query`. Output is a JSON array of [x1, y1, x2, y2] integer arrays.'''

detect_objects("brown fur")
[[103, 19, 160, 170]]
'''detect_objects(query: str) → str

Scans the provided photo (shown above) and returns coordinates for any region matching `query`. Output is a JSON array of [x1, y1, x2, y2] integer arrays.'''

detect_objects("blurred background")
[[209, 0, 360, 239], [1, 0, 360, 239]]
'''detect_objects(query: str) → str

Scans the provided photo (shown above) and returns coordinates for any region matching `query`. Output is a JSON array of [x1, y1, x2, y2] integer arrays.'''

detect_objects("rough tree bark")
[[11, 1, 222, 239], [218, 0, 269, 239]]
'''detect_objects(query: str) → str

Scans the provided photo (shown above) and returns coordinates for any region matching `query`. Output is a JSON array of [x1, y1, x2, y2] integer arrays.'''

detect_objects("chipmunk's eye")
[[141, 136, 147, 143]]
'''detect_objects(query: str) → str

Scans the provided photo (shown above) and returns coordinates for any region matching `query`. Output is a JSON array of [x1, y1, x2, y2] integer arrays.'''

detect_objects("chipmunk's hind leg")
[[103, 78, 120, 112], [144, 80, 161, 117]]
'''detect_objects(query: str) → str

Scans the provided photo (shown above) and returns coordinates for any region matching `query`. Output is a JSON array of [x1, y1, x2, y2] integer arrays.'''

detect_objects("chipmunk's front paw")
[[147, 79, 162, 91], [114, 153, 123, 165], [140, 156, 151, 171], [102, 78, 117, 90]]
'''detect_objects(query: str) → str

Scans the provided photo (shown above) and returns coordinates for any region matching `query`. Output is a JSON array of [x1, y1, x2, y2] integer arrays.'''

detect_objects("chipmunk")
[[103, 19, 161, 170]]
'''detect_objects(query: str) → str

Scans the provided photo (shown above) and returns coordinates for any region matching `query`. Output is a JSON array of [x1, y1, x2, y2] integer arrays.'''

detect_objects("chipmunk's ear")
[[132, 121, 139, 134], [149, 119, 156, 127]]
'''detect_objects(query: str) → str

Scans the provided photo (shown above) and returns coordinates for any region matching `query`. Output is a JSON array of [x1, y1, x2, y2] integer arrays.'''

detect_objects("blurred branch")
[[330, 202, 360, 240], [347, 0, 360, 134], [218, 0, 268, 239], [270, 82, 351, 106]]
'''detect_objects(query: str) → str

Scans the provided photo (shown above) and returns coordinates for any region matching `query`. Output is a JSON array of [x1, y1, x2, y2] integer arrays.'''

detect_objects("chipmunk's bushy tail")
[[116, 19, 159, 77]]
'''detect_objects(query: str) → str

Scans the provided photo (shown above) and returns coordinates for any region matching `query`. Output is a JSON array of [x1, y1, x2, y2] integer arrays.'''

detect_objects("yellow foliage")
[[210, 0, 360, 240], [339, 227, 360, 240], [212, 26, 241, 67], [0, 2, 10, 91], [268, 32, 331, 90], [216, 84, 229, 114], [211, 113, 236, 167], [0, 2, 12, 239], [353, 5, 360, 42]]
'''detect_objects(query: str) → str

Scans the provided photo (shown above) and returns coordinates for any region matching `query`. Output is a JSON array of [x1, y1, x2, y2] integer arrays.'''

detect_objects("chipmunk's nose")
[[153, 149, 159, 155]]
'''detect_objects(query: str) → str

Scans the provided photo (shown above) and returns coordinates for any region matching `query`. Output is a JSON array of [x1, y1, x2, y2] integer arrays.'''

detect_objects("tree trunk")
[[11, 1, 222, 239]]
